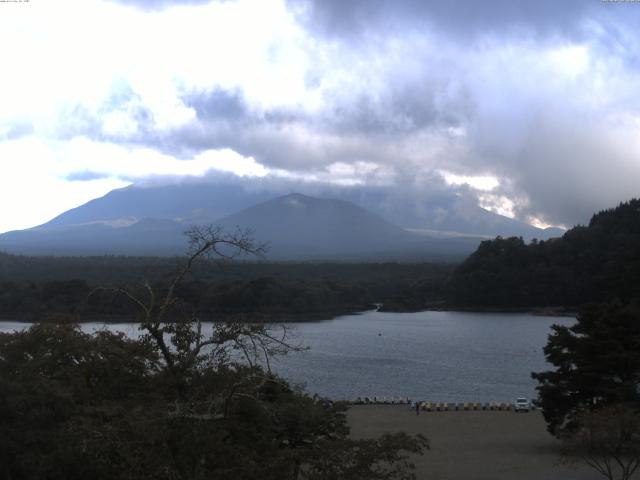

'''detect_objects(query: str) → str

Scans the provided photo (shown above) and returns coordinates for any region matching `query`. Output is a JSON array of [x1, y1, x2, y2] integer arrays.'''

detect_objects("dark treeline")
[[4, 198, 639, 320], [448, 199, 640, 308], [0, 255, 453, 321]]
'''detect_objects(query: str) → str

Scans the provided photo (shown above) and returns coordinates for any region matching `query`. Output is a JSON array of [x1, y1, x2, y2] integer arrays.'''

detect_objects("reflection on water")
[[0, 310, 573, 402]]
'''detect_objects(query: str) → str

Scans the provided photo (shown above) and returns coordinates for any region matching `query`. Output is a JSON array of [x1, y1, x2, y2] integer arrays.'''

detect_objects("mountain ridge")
[[0, 181, 564, 259], [35, 181, 561, 239], [0, 191, 482, 259]]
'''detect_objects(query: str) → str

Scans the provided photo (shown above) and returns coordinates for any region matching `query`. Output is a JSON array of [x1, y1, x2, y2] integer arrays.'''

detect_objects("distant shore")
[[379, 303, 578, 317], [0, 304, 577, 325], [0, 307, 375, 325]]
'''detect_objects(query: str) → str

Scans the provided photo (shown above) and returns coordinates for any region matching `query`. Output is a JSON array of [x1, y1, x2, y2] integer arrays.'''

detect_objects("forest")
[[0, 253, 453, 322], [2, 199, 640, 321], [447, 199, 640, 309]]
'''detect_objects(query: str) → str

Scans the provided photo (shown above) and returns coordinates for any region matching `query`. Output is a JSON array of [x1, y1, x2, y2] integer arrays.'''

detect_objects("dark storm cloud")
[[129, 63, 639, 229], [131, 89, 296, 163], [141, 57, 472, 171], [284, 0, 640, 227], [488, 117, 640, 227], [69, 0, 640, 228], [319, 79, 468, 136], [289, 0, 597, 40], [183, 89, 248, 122], [124, 87, 391, 171]]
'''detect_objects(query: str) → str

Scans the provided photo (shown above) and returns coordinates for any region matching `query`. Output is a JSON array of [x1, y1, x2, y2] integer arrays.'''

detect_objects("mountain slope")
[[0, 219, 186, 256], [214, 193, 434, 259], [330, 189, 560, 239], [0, 193, 482, 259], [35, 180, 561, 240], [43, 182, 273, 228]]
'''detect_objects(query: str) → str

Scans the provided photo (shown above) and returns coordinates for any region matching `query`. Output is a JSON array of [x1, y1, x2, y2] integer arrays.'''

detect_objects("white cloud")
[[478, 193, 516, 219], [440, 171, 499, 191], [0, 0, 315, 135], [0, 137, 129, 233], [0, 0, 639, 232], [0, 136, 269, 233]]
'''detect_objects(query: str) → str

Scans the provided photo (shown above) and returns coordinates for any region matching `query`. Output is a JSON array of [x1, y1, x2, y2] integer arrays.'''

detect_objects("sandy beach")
[[348, 405, 603, 480]]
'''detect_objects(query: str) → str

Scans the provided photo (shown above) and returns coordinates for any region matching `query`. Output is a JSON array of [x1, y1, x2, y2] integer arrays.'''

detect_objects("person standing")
[[415, 401, 420, 416]]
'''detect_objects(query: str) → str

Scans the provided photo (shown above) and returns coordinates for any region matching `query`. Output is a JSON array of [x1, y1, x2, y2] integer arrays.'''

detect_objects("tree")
[[532, 302, 640, 437], [561, 406, 640, 480], [0, 225, 429, 480], [0, 323, 163, 480], [447, 198, 640, 309]]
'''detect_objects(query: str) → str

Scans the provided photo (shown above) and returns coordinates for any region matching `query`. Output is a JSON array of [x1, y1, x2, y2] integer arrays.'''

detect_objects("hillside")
[[42, 182, 273, 228], [33, 180, 560, 239], [0, 219, 186, 256], [0, 192, 481, 260], [215, 193, 479, 260], [447, 199, 640, 308]]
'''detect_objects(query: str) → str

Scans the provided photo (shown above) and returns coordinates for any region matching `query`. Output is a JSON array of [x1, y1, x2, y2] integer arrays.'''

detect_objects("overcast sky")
[[1, 0, 639, 233]]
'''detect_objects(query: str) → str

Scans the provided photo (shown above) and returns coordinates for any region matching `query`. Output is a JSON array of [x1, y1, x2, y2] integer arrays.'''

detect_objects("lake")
[[0, 310, 574, 403]]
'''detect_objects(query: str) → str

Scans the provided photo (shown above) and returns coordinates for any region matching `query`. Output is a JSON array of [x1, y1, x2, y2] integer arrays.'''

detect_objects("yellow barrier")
[[358, 399, 530, 412]]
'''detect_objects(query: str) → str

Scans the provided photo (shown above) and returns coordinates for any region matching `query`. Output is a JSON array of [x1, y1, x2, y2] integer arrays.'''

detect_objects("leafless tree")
[[561, 406, 640, 480], [96, 226, 302, 413]]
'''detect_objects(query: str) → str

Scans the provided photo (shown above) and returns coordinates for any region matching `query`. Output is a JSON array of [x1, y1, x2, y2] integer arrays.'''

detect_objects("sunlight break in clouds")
[[441, 172, 500, 192]]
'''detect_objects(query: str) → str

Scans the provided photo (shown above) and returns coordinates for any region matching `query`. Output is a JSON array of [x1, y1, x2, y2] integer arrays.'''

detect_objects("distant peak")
[[278, 193, 313, 207], [282, 192, 310, 200]]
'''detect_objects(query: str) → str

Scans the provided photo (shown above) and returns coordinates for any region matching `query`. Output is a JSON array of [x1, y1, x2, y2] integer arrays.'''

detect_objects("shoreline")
[[375, 304, 578, 317], [0, 304, 577, 325]]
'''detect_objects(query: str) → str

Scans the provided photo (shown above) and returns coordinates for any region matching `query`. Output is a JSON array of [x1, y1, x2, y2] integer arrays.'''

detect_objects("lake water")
[[0, 310, 574, 403]]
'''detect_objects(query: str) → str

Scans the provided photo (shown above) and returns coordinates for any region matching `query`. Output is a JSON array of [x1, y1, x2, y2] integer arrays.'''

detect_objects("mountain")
[[43, 182, 274, 228], [0, 193, 482, 259], [0, 218, 186, 256], [214, 193, 480, 260], [36, 180, 562, 240], [0, 178, 563, 259], [327, 189, 561, 239]]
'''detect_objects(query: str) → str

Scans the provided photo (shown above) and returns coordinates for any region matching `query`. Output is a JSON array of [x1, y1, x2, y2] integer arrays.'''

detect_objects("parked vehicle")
[[514, 397, 531, 412]]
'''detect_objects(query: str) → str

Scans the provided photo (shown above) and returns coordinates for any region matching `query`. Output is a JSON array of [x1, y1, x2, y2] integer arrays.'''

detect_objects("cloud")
[[56, 137, 269, 181], [289, 0, 640, 42], [0, 137, 130, 233], [1, 0, 640, 231], [105, 0, 218, 10], [0, 121, 34, 141], [66, 171, 112, 182], [109, 18, 640, 227]]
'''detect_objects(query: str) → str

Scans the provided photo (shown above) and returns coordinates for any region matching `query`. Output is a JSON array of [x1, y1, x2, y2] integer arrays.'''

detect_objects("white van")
[[514, 398, 530, 412]]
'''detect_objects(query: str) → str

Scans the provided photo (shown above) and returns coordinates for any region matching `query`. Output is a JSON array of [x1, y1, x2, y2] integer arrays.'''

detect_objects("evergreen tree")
[[532, 302, 640, 437]]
